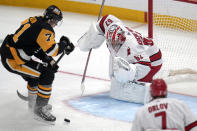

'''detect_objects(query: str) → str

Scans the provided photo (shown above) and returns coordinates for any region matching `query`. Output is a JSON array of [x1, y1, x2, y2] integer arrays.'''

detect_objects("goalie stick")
[[80, 0, 106, 96]]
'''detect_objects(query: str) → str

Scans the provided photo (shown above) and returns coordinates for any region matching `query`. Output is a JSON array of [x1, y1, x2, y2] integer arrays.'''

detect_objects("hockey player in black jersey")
[[0, 5, 74, 123]]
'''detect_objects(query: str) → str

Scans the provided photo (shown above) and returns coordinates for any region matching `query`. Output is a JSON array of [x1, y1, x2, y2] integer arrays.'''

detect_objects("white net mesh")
[[152, 0, 197, 80]]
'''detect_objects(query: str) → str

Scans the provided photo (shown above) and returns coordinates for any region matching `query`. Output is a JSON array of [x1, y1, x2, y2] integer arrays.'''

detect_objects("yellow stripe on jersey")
[[36, 29, 56, 52], [21, 19, 29, 25], [9, 47, 25, 65], [21, 17, 37, 25], [29, 17, 37, 24], [13, 22, 31, 43], [7, 59, 40, 77], [51, 50, 58, 57], [51, 47, 58, 57], [21, 65, 40, 77]]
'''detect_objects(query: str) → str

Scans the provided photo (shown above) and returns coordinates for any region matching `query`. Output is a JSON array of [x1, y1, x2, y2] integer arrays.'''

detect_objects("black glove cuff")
[[60, 36, 70, 44], [57, 42, 65, 54]]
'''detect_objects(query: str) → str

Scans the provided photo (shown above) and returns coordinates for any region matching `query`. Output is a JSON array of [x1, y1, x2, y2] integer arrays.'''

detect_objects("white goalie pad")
[[113, 57, 136, 83], [110, 78, 150, 104], [114, 68, 134, 83], [113, 57, 131, 71], [77, 23, 105, 51]]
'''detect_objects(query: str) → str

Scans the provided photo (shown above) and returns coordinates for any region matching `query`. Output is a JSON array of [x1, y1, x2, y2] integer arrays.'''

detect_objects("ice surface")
[[0, 5, 196, 131]]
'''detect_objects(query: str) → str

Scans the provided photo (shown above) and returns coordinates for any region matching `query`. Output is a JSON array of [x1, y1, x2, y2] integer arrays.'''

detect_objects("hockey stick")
[[17, 90, 29, 101], [80, 0, 106, 96], [54, 50, 66, 65], [16, 42, 74, 101], [16, 51, 67, 101], [54, 41, 75, 66]]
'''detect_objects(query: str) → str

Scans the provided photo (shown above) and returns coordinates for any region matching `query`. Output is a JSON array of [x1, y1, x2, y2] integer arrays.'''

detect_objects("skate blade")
[[34, 114, 55, 125]]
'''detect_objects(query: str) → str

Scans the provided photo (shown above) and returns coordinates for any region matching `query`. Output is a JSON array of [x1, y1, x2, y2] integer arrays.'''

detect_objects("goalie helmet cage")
[[148, 0, 197, 82]]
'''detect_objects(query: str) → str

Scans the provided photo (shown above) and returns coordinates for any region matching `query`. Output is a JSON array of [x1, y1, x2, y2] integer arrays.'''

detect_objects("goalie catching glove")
[[59, 36, 75, 55], [113, 57, 136, 83]]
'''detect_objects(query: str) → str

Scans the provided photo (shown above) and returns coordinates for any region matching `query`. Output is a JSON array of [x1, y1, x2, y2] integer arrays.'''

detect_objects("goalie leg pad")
[[110, 78, 146, 104], [114, 68, 134, 83]]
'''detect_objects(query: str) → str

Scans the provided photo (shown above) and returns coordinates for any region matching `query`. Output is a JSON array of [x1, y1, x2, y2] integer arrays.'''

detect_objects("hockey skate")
[[28, 92, 52, 112], [34, 105, 56, 124]]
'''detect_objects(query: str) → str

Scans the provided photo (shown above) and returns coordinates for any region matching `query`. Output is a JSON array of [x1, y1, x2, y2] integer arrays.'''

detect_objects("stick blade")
[[17, 90, 29, 101], [80, 82, 85, 96]]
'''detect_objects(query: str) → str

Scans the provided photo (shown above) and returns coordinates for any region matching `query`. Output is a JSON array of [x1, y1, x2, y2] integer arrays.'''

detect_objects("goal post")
[[148, 0, 197, 81], [148, 0, 153, 39]]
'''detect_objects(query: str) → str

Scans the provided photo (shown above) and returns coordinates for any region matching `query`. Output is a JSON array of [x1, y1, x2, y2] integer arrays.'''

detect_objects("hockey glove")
[[113, 57, 136, 83], [43, 56, 59, 73], [64, 42, 75, 55], [113, 57, 131, 71], [59, 36, 75, 55]]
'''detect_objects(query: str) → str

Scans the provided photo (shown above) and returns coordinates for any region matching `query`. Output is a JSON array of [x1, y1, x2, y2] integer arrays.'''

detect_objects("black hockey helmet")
[[44, 5, 63, 22]]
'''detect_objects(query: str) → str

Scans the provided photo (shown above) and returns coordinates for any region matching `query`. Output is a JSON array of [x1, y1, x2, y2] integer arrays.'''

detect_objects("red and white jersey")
[[97, 15, 162, 82], [131, 98, 197, 131]]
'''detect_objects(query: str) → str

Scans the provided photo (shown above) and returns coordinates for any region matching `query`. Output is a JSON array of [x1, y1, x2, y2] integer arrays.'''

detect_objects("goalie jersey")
[[78, 14, 162, 82]]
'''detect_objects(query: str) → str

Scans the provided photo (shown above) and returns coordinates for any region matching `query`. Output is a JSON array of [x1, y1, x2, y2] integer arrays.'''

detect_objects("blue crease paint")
[[68, 92, 197, 122]]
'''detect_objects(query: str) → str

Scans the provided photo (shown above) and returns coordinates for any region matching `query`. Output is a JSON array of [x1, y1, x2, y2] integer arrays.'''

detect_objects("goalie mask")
[[106, 24, 126, 52], [44, 5, 63, 27]]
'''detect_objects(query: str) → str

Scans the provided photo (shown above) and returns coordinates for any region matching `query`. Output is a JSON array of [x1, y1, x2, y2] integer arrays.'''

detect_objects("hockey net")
[[149, 0, 197, 83], [110, 0, 197, 102]]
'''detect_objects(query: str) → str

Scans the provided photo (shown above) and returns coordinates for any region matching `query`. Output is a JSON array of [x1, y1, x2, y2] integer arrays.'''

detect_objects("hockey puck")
[[64, 118, 70, 123]]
